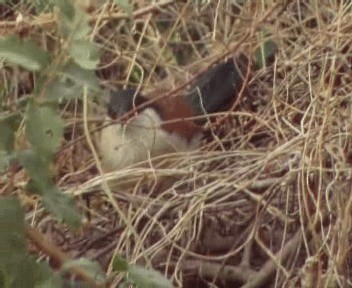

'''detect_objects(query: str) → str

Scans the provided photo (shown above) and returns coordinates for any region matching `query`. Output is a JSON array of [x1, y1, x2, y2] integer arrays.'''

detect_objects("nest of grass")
[[3, 0, 352, 287]]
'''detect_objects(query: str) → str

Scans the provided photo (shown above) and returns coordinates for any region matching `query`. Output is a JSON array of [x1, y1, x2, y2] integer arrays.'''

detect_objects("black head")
[[107, 88, 147, 119]]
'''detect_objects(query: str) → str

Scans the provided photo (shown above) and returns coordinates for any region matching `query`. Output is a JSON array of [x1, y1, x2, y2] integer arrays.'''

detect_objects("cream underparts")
[[100, 108, 202, 170]]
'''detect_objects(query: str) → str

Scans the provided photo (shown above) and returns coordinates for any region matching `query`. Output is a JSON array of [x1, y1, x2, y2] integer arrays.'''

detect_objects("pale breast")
[[99, 108, 201, 171]]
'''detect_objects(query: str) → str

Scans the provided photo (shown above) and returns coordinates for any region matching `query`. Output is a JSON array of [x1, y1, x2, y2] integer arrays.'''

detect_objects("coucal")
[[100, 55, 248, 171]]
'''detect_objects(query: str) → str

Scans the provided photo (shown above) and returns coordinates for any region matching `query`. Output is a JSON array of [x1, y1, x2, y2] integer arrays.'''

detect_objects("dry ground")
[[2, 0, 352, 287]]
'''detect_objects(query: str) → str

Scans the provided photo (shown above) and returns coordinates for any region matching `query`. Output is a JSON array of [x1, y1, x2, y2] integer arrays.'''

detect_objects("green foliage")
[[113, 255, 173, 288], [46, 61, 100, 102], [0, 36, 51, 71], [0, 0, 102, 229], [21, 101, 81, 226], [0, 120, 14, 153], [69, 40, 100, 70], [62, 61, 100, 90], [41, 185, 81, 227], [0, 151, 11, 172], [0, 114, 20, 153], [61, 258, 106, 284], [130, 66, 143, 84], [112, 255, 129, 272], [0, 87, 4, 106], [25, 103, 64, 158], [46, 78, 82, 101], [0, 197, 26, 259], [18, 149, 82, 226], [254, 31, 277, 69], [0, 114, 20, 172], [115, 0, 132, 18], [128, 265, 173, 288], [18, 150, 52, 183], [29, 180, 82, 227], [0, 197, 63, 288], [31, 0, 55, 13], [0, 1, 104, 286], [56, 0, 100, 70], [0, 1, 175, 287]]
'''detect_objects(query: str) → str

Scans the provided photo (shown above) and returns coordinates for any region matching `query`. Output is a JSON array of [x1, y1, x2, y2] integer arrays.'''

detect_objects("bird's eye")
[[108, 108, 117, 119]]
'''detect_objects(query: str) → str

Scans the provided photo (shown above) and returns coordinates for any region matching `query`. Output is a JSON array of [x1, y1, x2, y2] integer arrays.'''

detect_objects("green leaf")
[[10, 257, 62, 288], [18, 150, 81, 227], [0, 257, 61, 288], [42, 185, 81, 227], [61, 258, 106, 284], [128, 265, 173, 288], [55, 0, 101, 79], [70, 40, 100, 70], [0, 119, 14, 153], [0, 197, 26, 261], [0, 151, 14, 173], [62, 61, 100, 91], [32, 0, 55, 14], [115, 0, 132, 18], [60, 279, 91, 288], [130, 66, 143, 84], [0, 150, 8, 172], [55, 0, 75, 20], [112, 255, 129, 272], [46, 78, 82, 101], [18, 150, 52, 184], [0, 198, 64, 288], [0, 35, 50, 71], [0, 88, 4, 106], [0, 113, 21, 153], [25, 103, 64, 157], [57, 1, 90, 40], [34, 272, 64, 288], [254, 33, 277, 69]]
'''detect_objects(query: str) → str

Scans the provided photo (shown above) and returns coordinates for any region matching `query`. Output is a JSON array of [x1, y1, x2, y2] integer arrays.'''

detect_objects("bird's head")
[[107, 88, 147, 120]]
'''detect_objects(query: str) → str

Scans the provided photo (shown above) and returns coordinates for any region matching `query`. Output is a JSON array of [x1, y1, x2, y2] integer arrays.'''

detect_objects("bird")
[[99, 55, 248, 171]]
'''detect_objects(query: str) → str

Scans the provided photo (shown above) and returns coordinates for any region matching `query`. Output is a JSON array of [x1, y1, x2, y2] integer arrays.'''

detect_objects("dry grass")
[[2, 0, 352, 287]]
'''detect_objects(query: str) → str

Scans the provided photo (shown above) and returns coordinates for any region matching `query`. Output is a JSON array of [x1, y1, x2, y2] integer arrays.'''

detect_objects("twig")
[[241, 230, 302, 288], [26, 226, 106, 287], [182, 260, 258, 284]]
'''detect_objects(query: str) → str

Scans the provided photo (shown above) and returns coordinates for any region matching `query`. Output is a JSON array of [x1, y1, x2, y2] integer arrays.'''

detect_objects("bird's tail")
[[184, 54, 249, 117]]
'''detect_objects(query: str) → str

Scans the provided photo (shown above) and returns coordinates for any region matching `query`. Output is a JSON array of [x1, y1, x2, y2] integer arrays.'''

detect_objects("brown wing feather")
[[145, 89, 202, 143], [158, 96, 202, 142]]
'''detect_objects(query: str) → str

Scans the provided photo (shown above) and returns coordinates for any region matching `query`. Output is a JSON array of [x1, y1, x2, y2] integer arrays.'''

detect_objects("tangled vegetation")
[[1, 0, 352, 287]]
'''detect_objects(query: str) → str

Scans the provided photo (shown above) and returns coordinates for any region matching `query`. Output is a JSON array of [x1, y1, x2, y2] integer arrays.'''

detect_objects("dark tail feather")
[[184, 54, 249, 116]]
